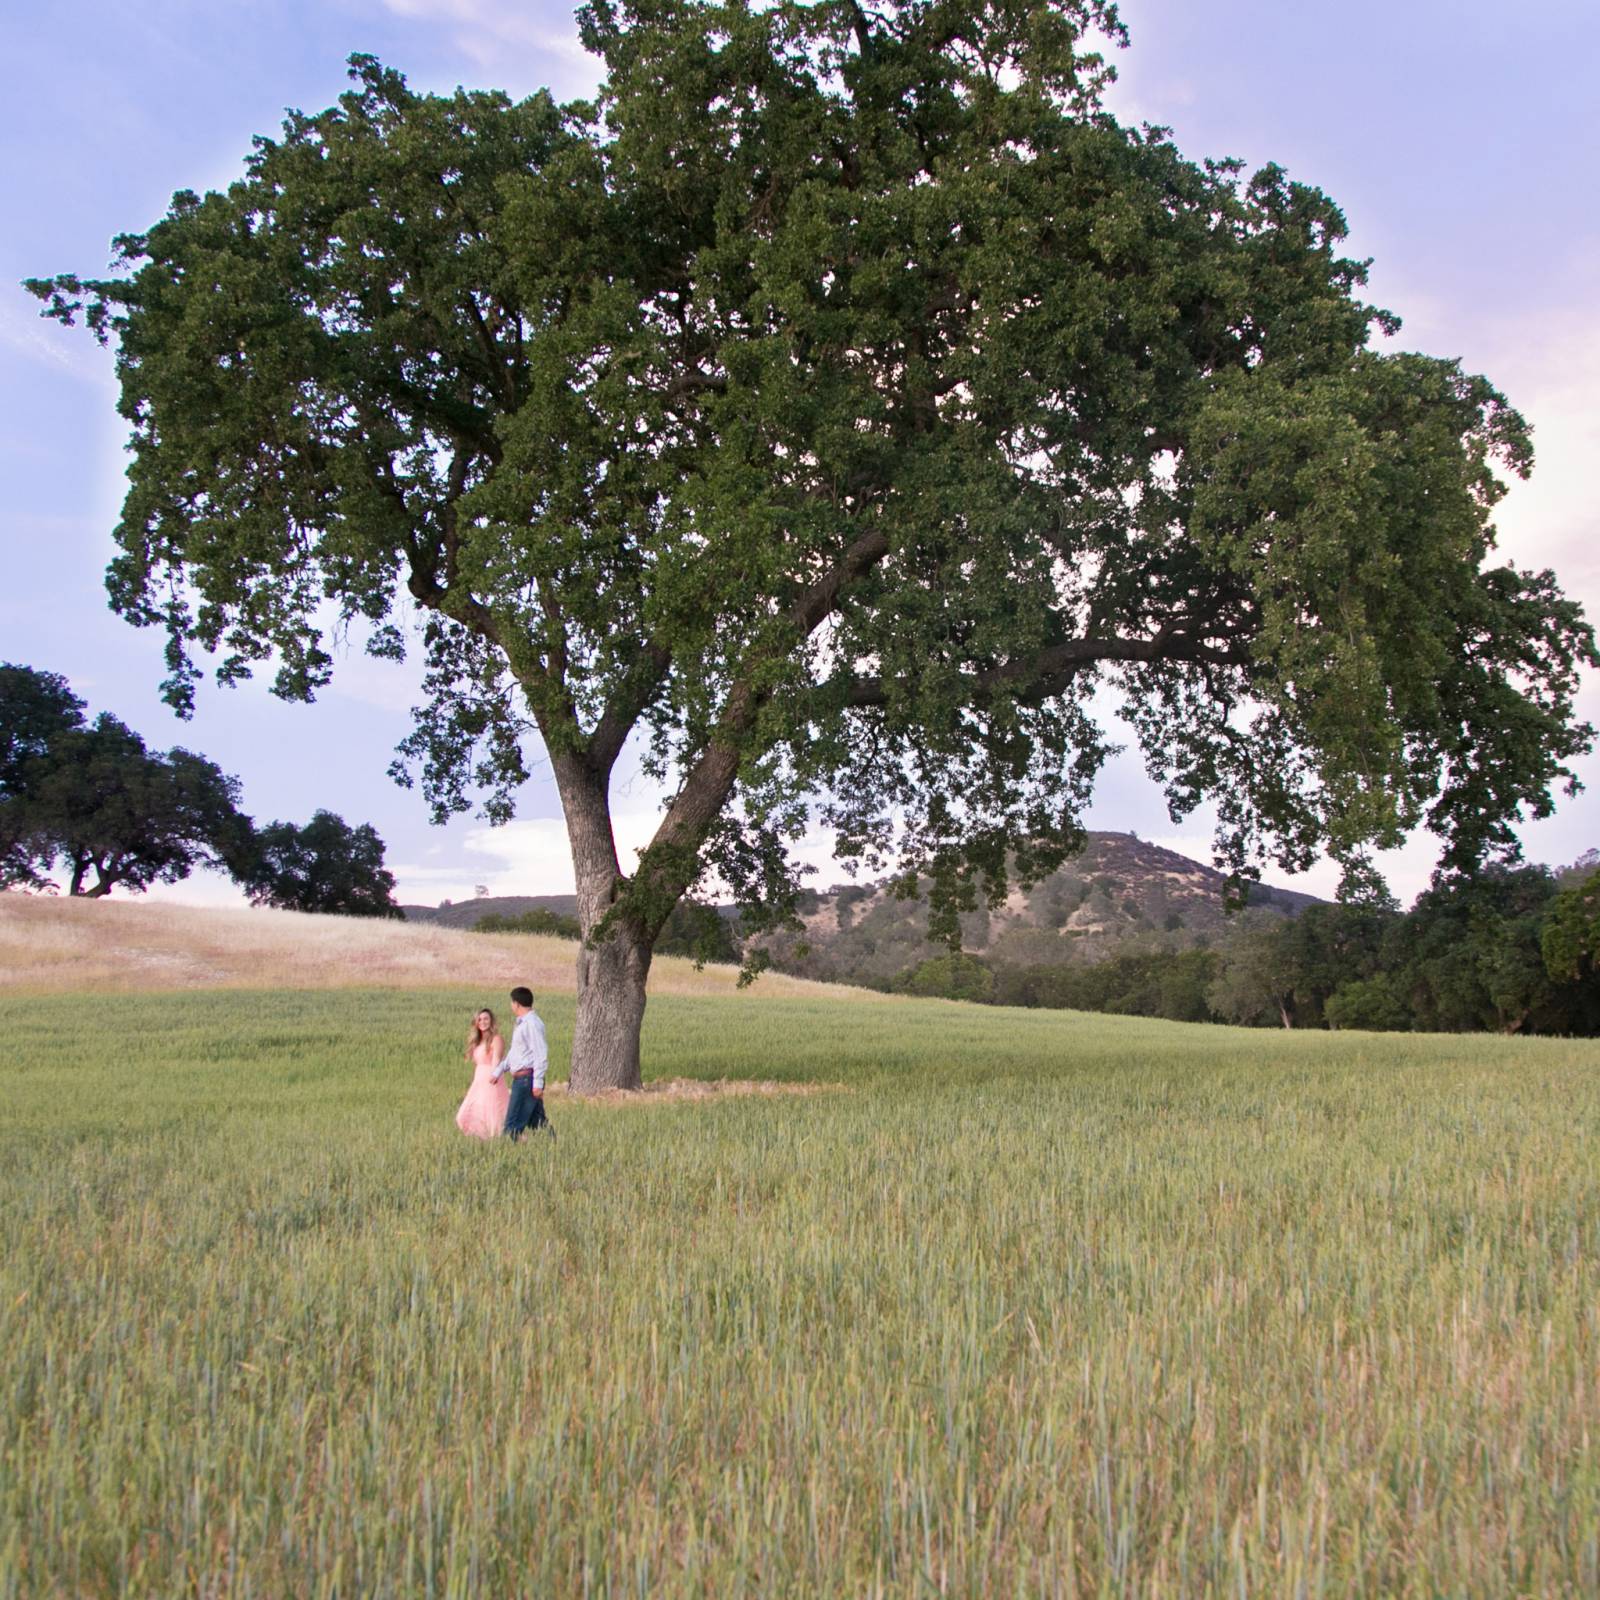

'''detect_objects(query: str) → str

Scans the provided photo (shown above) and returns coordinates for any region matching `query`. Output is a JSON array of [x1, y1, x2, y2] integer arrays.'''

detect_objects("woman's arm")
[[490, 1035, 506, 1068]]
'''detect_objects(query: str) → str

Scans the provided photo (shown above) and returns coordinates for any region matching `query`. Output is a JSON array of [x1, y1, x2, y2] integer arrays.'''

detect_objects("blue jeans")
[[504, 1074, 549, 1140]]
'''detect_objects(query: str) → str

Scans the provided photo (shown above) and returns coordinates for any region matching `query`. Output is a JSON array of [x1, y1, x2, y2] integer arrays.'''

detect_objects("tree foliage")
[[864, 864, 1599, 1035], [473, 907, 582, 938], [995, 946, 1218, 1021], [10, 708, 244, 898], [1542, 868, 1600, 982], [1202, 865, 1599, 1035], [235, 810, 402, 917], [28, 1, 1596, 1084], [655, 899, 741, 964], [894, 951, 996, 1003], [1205, 925, 1297, 1029], [1322, 973, 1412, 1032], [1396, 867, 1575, 1034], [1263, 902, 1396, 1029], [0, 663, 87, 888]]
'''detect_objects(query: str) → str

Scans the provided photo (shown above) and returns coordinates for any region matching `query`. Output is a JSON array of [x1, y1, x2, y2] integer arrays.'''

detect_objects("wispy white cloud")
[[372, 0, 602, 95], [0, 300, 113, 385], [389, 792, 888, 907], [391, 801, 659, 903]]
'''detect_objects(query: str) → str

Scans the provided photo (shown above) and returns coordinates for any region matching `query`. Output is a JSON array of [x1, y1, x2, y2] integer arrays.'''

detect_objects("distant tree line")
[[471, 900, 739, 965], [472, 908, 584, 939], [889, 861, 1600, 1036], [1, 663, 399, 917]]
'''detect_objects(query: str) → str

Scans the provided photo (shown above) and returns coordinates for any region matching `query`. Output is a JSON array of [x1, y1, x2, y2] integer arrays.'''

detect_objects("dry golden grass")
[[0, 892, 886, 1002]]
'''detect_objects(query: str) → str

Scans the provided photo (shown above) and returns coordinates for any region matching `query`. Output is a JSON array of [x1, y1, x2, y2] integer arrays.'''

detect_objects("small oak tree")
[[16, 713, 243, 897], [29, 1, 1595, 1089], [0, 663, 87, 889], [236, 810, 402, 918]]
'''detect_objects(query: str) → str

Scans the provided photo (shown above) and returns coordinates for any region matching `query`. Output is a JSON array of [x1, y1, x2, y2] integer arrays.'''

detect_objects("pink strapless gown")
[[455, 1043, 509, 1139]]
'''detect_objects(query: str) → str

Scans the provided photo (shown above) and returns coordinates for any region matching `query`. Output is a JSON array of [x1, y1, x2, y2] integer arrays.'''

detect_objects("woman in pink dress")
[[455, 1008, 509, 1138]]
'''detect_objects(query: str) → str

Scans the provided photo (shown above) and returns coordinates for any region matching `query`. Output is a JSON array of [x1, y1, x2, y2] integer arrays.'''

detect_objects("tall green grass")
[[4, 988, 1599, 1596]]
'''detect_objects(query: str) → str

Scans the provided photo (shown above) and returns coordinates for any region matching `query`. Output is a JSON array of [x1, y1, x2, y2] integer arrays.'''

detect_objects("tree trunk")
[[551, 752, 652, 1094], [548, 727, 743, 1092], [571, 922, 652, 1094]]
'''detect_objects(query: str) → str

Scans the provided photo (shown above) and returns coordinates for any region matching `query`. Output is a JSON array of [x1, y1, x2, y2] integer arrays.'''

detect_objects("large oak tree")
[[30, 0, 1594, 1089]]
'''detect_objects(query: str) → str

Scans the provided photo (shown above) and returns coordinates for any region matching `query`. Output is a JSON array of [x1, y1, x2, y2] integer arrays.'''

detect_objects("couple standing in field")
[[454, 986, 554, 1141]]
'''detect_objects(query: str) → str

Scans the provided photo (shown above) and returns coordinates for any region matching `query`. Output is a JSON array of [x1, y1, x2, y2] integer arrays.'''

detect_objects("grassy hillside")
[[0, 894, 878, 1003], [4, 979, 1599, 1596]]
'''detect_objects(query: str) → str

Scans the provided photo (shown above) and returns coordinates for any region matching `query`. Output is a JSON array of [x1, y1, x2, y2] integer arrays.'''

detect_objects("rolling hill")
[[404, 832, 1325, 987], [756, 831, 1324, 985], [0, 894, 878, 1001]]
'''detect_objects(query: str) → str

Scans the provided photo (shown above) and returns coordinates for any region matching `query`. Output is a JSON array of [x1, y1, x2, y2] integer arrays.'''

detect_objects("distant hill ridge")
[[402, 893, 581, 930], [405, 833, 1325, 986], [757, 832, 1323, 985]]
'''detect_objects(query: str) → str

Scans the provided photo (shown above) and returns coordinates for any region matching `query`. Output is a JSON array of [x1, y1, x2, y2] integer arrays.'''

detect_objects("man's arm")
[[492, 1018, 527, 1082], [529, 1015, 549, 1093]]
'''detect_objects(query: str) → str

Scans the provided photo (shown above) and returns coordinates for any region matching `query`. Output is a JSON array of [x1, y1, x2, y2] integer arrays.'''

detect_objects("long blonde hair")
[[465, 1008, 502, 1061]]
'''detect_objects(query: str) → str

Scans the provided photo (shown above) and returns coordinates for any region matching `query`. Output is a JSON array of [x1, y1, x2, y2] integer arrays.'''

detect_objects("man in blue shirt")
[[492, 985, 552, 1140]]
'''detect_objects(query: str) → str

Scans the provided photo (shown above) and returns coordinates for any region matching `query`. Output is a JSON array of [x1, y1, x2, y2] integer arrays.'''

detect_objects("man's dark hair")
[[509, 986, 533, 1008]]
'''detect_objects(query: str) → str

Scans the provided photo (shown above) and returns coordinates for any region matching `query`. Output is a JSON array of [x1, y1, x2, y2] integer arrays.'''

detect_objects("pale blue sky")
[[3, 0, 1595, 908]]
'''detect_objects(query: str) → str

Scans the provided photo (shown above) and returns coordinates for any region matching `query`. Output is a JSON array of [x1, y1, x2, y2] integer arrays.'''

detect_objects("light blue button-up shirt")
[[492, 1008, 549, 1090]]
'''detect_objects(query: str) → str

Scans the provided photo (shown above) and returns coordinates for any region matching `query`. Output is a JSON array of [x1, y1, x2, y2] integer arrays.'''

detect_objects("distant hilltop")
[[405, 832, 1325, 986], [749, 832, 1323, 986]]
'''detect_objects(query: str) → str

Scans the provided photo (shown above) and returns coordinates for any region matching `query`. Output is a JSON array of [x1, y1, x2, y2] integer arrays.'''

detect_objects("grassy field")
[[4, 980, 1600, 1597]]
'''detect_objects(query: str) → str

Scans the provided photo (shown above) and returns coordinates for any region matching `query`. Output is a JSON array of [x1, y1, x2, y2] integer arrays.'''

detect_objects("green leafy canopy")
[[0, 664, 244, 899], [236, 809, 403, 918], [28, 0, 1596, 946], [1543, 867, 1600, 983]]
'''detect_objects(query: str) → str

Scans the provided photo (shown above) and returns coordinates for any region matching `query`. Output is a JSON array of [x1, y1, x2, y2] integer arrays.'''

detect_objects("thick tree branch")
[[658, 369, 729, 405], [846, 0, 876, 59], [627, 524, 895, 919], [461, 294, 518, 410], [396, 447, 508, 652], [791, 526, 892, 634], [834, 627, 1251, 710], [588, 641, 674, 777]]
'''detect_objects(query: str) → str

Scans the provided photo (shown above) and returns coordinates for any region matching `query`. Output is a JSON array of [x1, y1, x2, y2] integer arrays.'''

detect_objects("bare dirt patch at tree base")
[[547, 1078, 842, 1105]]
